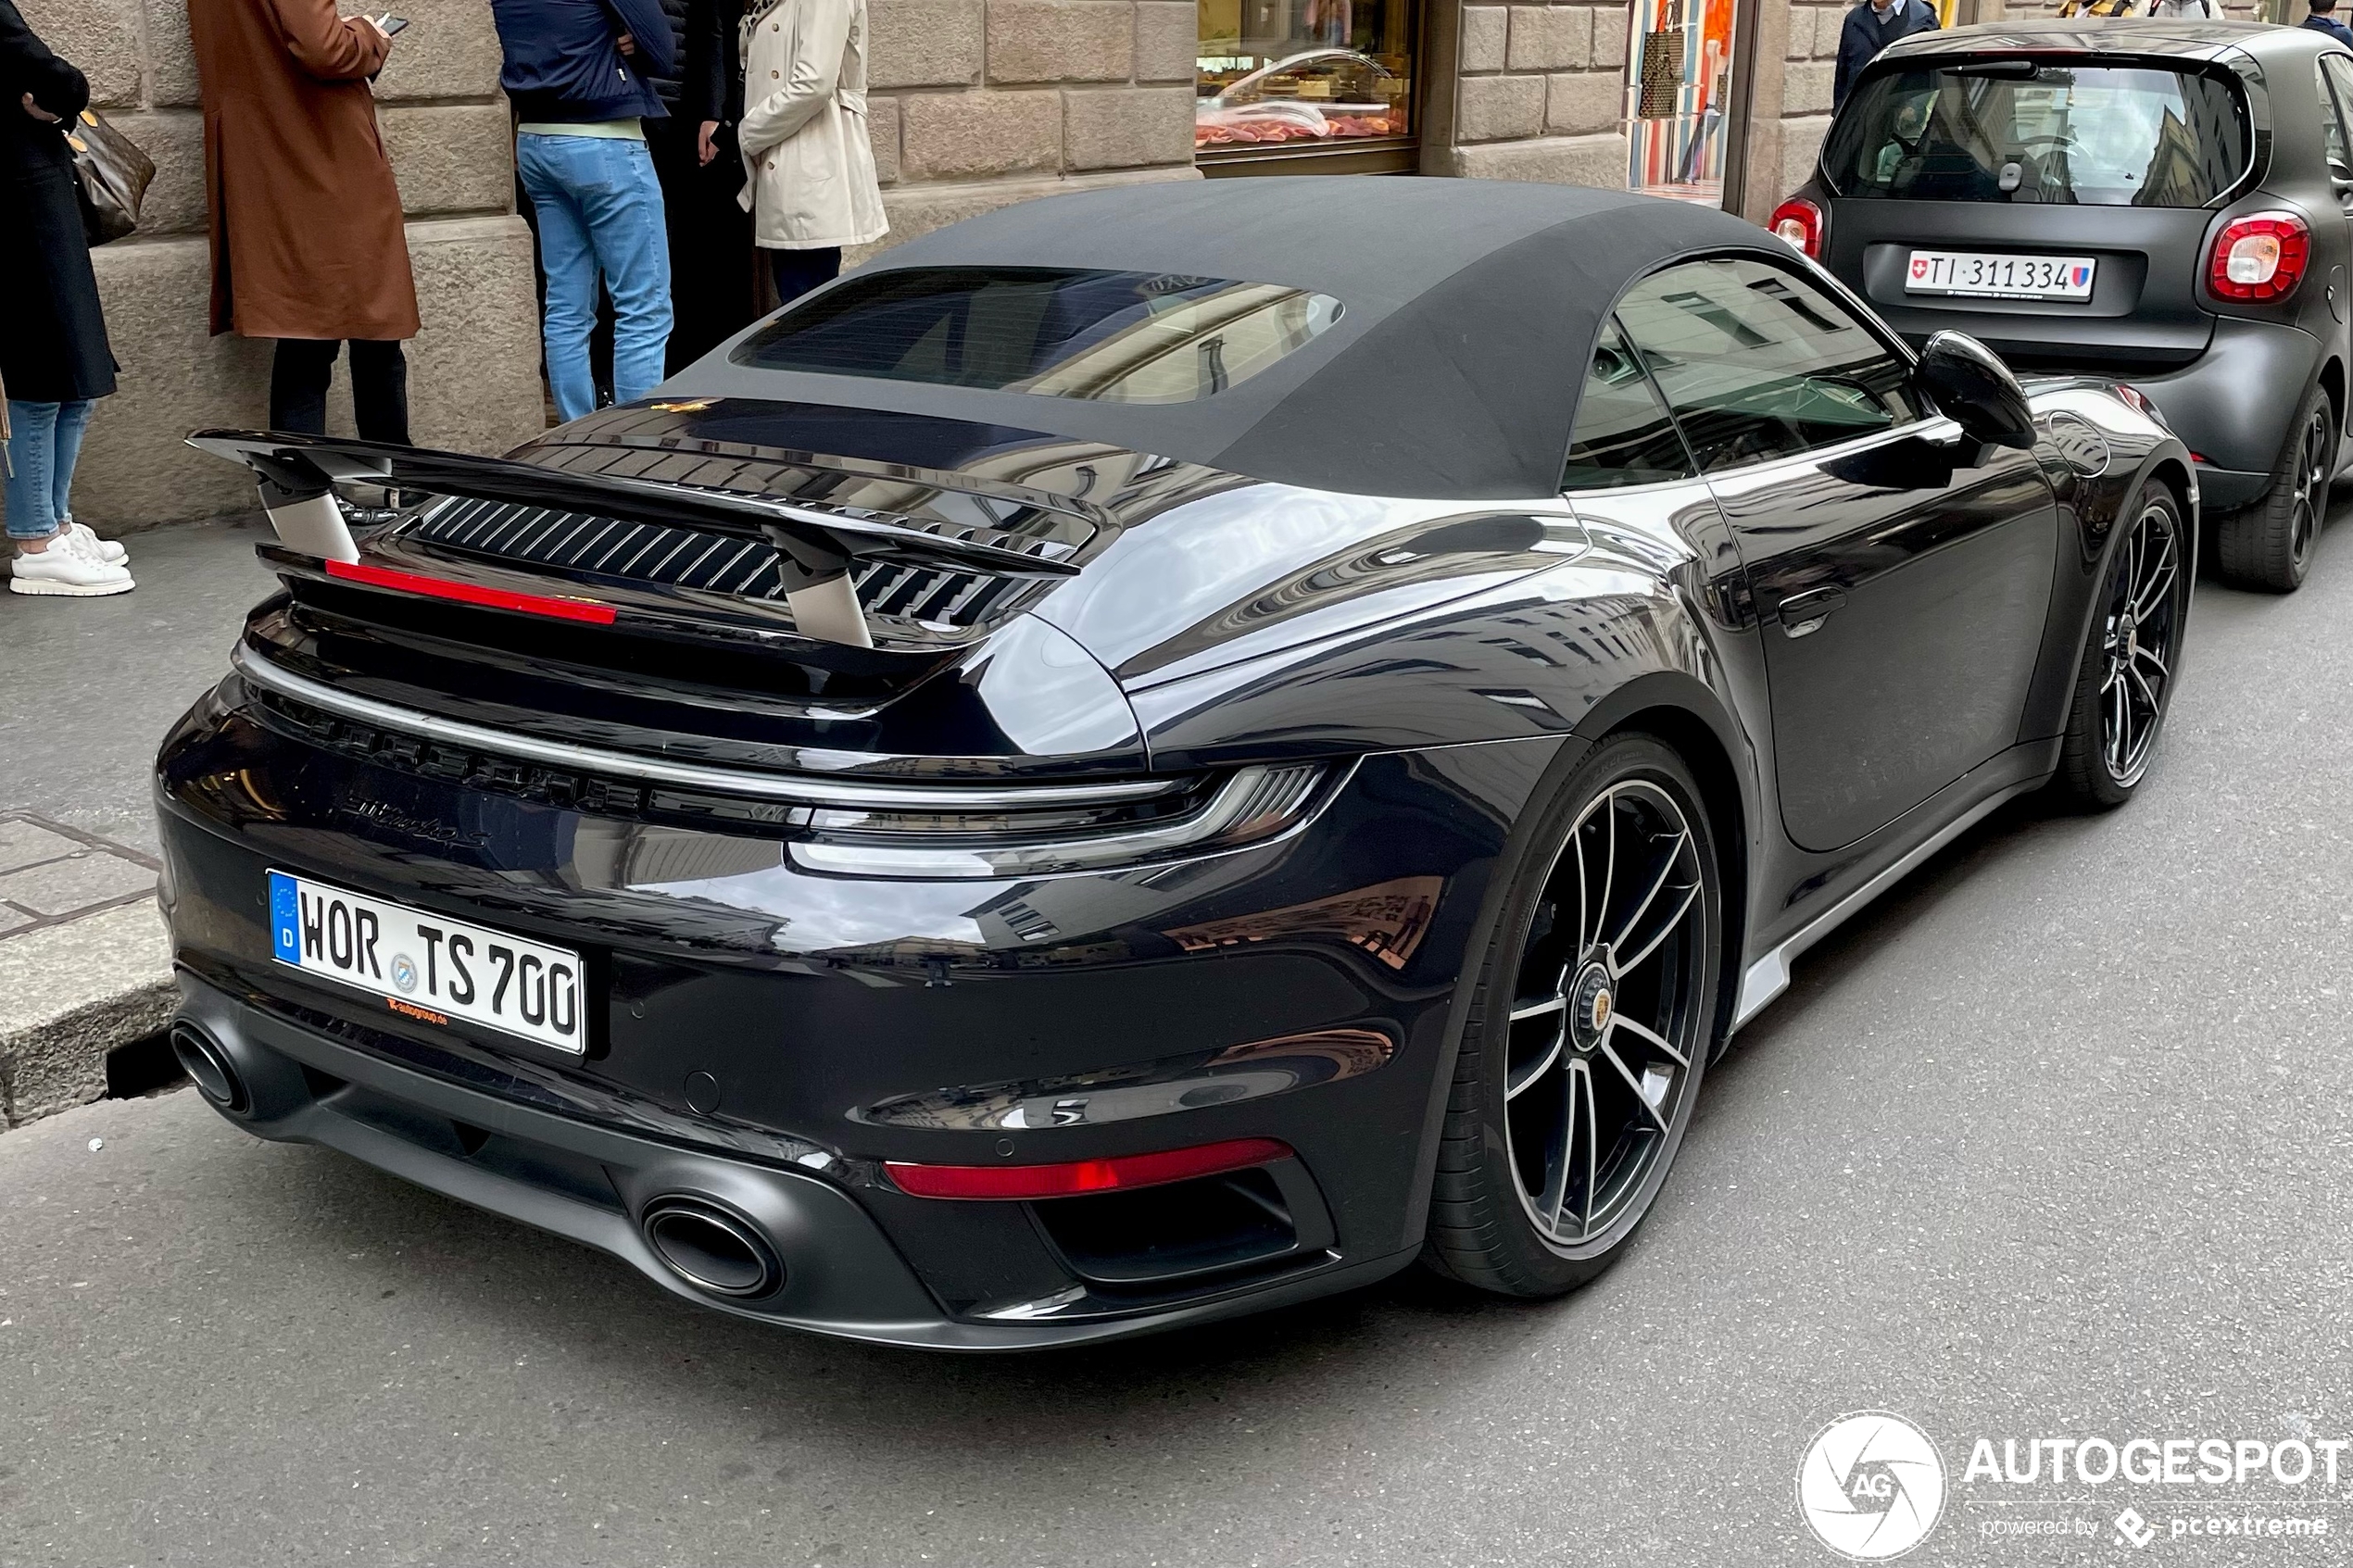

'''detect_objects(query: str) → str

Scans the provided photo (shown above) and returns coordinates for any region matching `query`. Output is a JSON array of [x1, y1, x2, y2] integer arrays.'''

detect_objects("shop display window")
[[1625, 0, 1738, 205], [1196, 0, 1417, 164]]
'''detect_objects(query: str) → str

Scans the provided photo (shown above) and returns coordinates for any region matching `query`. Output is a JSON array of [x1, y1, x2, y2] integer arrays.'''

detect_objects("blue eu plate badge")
[[270, 871, 302, 963]]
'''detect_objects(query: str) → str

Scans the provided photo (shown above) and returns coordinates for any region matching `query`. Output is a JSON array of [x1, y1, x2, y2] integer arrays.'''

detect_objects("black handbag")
[[1637, 1, 1687, 121], [66, 107, 156, 246]]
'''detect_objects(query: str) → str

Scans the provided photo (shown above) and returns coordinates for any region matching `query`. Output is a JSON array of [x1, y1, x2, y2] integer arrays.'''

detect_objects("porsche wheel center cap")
[[1569, 963, 1614, 1052]]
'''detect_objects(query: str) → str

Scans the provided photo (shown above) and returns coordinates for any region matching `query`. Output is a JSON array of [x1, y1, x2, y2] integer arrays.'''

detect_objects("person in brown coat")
[[188, 0, 420, 442]]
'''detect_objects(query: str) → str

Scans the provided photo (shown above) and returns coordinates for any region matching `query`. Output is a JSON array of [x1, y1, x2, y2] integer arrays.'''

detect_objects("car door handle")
[[1776, 585, 1847, 638]]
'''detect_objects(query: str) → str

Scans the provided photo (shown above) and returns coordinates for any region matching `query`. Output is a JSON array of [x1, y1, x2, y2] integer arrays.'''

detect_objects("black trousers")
[[767, 246, 841, 310], [270, 338, 409, 445], [647, 117, 761, 371]]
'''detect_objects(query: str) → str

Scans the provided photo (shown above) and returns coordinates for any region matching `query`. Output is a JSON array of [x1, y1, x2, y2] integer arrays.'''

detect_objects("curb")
[[0, 890, 176, 1131]]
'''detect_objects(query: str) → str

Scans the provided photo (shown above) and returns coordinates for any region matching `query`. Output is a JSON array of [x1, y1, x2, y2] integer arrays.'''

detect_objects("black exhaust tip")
[[170, 1022, 249, 1115], [640, 1198, 785, 1298]]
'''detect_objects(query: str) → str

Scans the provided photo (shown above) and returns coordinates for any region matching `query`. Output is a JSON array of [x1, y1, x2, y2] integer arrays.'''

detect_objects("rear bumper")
[[174, 970, 1417, 1348], [155, 671, 1551, 1345], [2098, 319, 2322, 509]]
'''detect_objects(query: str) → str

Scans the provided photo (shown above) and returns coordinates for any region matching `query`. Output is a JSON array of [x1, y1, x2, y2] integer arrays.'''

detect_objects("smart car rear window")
[[732, 267, 1344, 404], [1824, 62, 2248, 207]]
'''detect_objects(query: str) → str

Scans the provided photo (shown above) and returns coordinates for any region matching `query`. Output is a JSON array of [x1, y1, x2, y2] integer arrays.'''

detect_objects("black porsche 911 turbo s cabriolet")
[[157, 178, 2191, 1348]]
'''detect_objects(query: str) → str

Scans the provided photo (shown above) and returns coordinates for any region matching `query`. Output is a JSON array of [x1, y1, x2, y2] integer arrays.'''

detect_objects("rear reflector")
[[886, 1136, 1294, 1200], [323, 558, 618, 624]]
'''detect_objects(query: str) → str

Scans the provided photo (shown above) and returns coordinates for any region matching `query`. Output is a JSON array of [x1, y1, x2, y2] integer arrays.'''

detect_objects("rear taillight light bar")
[[324, 558, 619, 624], [886, 1136, 1296, 1200], [1769, 196, 1825, 260], [2208, 211, 2310, 304]]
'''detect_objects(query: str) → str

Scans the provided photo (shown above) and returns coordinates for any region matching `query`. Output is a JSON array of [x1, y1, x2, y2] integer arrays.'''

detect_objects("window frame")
[[2319, 54, 2353, 186], [1602, 250, 1931, 482], [1822, 56, 2258, 210], [1560, 316, 1705, 495]]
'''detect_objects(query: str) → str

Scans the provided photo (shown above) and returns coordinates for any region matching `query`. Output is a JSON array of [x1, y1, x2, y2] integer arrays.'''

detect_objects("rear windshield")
[[1824, 62, 2248, 207], [731, 267, 1343, 404]]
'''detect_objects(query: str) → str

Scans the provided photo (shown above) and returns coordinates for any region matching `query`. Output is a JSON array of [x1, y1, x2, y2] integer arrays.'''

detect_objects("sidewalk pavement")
[[0, 515, 277, 1126]]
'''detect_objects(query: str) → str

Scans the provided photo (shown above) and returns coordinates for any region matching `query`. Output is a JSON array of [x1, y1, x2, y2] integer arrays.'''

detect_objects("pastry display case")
[[1196, 0, 1418, 173]]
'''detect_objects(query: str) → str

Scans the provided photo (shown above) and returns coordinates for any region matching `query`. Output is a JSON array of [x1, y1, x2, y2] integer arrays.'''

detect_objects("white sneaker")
[[58, 520, 128, 565], [8, 543, 134, 596]]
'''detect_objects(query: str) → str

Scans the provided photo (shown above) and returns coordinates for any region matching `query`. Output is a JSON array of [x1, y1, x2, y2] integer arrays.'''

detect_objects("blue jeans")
[[5, 399, 95, 540], [518, 133, 673, 423]]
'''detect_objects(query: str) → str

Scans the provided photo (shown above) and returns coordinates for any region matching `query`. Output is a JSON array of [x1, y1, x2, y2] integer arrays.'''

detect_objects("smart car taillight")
[[1769, 197, 1824, 259], [2208, 211, 2310, 303]]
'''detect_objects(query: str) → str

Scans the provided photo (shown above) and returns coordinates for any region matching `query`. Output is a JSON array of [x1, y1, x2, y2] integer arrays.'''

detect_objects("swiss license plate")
[[1905, 250, 2097, 301], [267, 871, 585, 1053]]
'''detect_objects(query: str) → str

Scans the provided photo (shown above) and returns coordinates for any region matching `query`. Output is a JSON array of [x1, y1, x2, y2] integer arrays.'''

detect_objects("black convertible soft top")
[[679, 178, 1787, 501]]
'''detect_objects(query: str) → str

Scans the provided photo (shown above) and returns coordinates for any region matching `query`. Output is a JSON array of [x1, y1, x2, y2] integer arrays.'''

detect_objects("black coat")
[[646, 0, 742, 123], [1833, 0, 1939, 110], [0, 0, 115, 403]]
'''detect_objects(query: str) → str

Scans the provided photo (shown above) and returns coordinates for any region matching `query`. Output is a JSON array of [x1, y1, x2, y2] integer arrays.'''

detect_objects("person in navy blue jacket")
[[1834, 0, 1937, 110], [492, 0, 678, 421], [2304, 0, 2353, 49]]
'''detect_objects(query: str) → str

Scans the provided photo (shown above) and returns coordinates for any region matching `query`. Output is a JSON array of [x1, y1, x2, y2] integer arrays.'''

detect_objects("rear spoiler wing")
[[186, 429, 1078, 649]]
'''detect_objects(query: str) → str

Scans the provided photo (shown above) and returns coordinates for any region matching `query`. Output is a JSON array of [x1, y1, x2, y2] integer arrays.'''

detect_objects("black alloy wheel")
[[2056, 484, 2187, 809], [1425, 735, 1723, 1297], [2218, 381, 2330, 593]]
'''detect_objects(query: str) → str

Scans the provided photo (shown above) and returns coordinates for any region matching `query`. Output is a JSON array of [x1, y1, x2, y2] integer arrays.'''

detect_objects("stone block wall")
[[849, 0, 1203, 265], [1441, 2, 1631, 182], [1762, 0, 1857, 212], [13, 0, 544, 533]]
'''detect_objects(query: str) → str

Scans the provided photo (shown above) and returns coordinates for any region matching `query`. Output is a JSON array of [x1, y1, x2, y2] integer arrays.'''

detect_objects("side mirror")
[[1910, 331, 2037, 451]]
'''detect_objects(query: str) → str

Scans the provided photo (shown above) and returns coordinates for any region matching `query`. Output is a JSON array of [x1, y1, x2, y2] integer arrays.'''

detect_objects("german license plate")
[[1905, 250, 2097, 300], [267, 871, 585, 1052]]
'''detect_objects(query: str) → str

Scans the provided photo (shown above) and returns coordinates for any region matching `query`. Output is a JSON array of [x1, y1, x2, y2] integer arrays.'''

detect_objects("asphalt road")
[[6, 506, 2353, 1568]]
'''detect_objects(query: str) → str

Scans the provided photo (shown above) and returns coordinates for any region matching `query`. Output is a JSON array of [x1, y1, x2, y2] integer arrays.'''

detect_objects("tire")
[[2053, 483, 2188, 810], [2216, 378, 2330, 593], [1423, 734, 1725, 1298]]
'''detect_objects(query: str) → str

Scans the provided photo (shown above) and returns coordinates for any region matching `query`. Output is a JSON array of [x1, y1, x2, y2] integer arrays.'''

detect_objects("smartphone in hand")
[[372, 14, 409, 35]]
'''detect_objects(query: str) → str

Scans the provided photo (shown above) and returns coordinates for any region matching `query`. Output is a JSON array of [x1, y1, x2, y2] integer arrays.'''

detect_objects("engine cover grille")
[[407, 496, 1045, 630]]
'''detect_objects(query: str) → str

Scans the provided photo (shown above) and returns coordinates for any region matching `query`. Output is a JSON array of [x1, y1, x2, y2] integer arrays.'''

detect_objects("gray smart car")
[[1776, 20, 2352, 591]]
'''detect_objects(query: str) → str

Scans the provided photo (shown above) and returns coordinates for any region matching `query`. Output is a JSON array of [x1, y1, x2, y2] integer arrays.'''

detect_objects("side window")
[[1614, 257, 1919, 474], [2322, 58, 2353, 180], [1562, 319, 1696, 490]]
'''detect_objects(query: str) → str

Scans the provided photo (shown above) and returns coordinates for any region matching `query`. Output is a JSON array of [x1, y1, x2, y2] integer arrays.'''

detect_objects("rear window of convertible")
[[731, 267, 1344, 404], [1825, 61, 2248, 207]]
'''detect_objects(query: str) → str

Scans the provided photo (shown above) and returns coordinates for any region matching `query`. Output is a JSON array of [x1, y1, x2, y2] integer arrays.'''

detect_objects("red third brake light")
[[323, 558, 618, 624], [1769, 196, 1824, 259], [2208, 211, 2310, 304], [886, 1136, 1295, 1200]]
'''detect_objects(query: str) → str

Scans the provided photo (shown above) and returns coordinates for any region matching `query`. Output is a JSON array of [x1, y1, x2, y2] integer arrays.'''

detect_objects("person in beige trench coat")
[[736, 0, 886, 306], [188, 0, 420, 442]]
